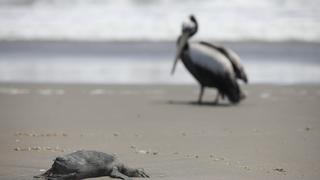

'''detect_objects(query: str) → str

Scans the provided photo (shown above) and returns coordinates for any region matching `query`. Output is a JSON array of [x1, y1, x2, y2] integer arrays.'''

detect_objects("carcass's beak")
[[171, 32, 189, 75]]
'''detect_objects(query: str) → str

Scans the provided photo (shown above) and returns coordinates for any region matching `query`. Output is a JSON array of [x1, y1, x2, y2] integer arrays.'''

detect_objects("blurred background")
[[0, 0, 320, 84]]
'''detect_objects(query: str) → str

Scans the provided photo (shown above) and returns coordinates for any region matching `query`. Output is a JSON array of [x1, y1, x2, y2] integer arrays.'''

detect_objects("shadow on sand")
[[166, 100, 232, 107]]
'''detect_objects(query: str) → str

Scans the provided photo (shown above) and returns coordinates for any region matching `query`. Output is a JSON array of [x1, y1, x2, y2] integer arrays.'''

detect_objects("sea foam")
[[0, 0, 319, 42]]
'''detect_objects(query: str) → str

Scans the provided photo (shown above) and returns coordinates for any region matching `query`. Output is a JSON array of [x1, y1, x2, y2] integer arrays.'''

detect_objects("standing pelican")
[[172, 15, 248, 104]]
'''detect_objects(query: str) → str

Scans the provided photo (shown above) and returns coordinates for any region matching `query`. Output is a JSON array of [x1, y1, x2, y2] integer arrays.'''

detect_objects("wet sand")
[[0, 83, 320, 179]]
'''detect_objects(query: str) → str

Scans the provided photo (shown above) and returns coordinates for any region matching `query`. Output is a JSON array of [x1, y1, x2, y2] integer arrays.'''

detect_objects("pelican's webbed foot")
[[110, 167, 131, 180]]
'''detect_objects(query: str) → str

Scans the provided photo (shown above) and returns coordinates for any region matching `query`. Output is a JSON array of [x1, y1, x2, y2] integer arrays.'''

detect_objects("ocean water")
[[0, 41, 319, 85], [0, 1, 320, 85], [0, 0, 319, 41]]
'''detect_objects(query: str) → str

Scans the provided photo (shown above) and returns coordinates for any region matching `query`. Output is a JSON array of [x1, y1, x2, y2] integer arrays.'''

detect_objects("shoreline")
[[1, 39, 320, 44], [1, 39, 320, 48], [1, 40, 320, 85], [1, 40, 319, 60]]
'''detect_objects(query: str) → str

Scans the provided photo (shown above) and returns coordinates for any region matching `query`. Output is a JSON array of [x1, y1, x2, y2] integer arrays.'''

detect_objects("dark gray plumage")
[[34, 150, 149, 180], [172, 15, 248, 104]]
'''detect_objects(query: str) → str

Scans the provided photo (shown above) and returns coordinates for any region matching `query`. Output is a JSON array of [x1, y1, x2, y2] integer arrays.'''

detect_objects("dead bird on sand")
[[34, 150, 149, 180]]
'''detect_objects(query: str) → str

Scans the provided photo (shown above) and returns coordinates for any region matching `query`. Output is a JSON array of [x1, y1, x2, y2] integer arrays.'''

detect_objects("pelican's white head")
[[182, 15, 198, 36]]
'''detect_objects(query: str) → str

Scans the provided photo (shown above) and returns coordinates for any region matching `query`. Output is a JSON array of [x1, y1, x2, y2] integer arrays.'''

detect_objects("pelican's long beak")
[[171, 32, 189, 75]]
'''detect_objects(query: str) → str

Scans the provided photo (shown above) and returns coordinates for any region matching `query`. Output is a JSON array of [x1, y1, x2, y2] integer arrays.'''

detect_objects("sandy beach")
[[1, 0, 320, 179], [0, 83, 319, 180]]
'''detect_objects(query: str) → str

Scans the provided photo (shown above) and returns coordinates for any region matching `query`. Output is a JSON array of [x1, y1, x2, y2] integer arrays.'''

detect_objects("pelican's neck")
[[190, 18, 198, 37]]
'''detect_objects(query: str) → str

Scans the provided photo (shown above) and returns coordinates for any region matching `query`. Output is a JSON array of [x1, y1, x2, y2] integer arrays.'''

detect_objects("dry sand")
[[0, 83, 319, 180]]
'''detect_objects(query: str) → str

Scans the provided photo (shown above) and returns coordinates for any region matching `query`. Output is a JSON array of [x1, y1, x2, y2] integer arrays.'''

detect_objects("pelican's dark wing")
[[199, 41, 248, 83], [188, 43, 234, 77]]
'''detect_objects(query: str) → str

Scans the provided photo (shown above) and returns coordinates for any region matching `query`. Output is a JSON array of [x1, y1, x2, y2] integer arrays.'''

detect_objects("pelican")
[[171, 15, 248, 104]]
